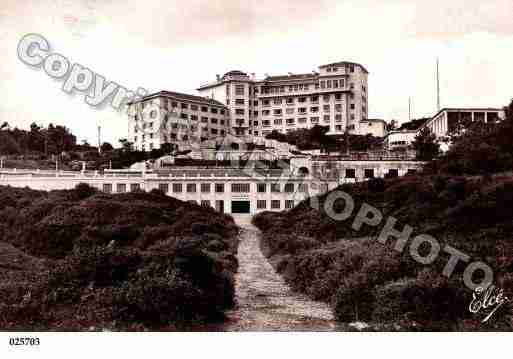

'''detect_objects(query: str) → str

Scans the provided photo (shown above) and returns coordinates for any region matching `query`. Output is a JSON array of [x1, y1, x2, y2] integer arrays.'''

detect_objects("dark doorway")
[[231, 200, 250, 214]]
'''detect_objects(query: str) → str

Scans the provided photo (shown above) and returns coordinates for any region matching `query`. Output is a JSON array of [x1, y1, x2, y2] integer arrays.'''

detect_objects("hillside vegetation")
[[253, 100, 513, 331], [0, 184, 239, 330]]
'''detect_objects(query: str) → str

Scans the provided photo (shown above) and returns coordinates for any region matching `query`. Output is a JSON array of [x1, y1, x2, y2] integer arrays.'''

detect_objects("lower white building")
[[359, 118, 387, 137], [421, 108, 505, 139], [383, 130, 418, 150]]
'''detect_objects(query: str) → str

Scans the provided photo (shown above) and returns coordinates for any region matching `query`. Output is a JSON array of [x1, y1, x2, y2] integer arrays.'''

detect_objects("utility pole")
[[408, 97, 412, 122], [97, 125, 102, 154], [436, 57, 441, 111]]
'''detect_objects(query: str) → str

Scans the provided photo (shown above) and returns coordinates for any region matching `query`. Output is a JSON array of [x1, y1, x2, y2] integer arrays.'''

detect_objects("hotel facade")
[[127, 61, 369, 151]]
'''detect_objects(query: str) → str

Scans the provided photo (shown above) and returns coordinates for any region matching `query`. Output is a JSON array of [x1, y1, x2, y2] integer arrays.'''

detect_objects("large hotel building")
[[128, 61, 369, 151]]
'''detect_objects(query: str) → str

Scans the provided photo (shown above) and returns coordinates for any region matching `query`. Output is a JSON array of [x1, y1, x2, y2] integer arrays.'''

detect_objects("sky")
[[1, 0, 512, 146]]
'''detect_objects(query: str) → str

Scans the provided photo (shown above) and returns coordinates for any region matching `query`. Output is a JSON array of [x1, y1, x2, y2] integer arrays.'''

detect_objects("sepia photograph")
[[0, 0, 512, 357]]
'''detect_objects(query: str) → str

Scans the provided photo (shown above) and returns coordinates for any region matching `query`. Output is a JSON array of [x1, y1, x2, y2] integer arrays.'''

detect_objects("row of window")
[[138, 99, 226, 115], [186, 199, 295, 210], [155, 182, 309, 194], [260, 94, 345, 106], [258, 115, 344, 127], [259, 79, 350, 95], [257, 200, 295, 210], [259, 104, 345, 116], [312, 168, 401, 179], [102, 183, 140, 193]]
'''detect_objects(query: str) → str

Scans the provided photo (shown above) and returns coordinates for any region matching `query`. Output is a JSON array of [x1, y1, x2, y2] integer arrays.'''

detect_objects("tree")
[[101, 142, 114, 152], [413, 127, 440, 161], [118, 138, 133, 152]]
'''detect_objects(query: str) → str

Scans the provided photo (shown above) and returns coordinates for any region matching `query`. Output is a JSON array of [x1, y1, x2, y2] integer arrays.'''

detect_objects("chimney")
[[288, 72, 293, 76], [216, 74, 221, 81]]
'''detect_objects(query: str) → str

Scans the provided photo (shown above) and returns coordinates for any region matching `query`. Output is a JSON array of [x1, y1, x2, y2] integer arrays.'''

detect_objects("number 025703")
[[9, 337, 40, 346]]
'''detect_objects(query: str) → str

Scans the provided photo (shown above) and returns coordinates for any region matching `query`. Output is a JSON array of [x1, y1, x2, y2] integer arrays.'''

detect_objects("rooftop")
[[319, 61, 369, 74], [128, 90, 226, 108], [263, 73, 318, 82]]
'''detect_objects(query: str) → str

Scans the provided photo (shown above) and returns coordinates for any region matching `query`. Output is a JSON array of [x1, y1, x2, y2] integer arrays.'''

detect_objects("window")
[[335, 93, 342, 101], [187, 200, 197, 205], [311, 95, 319, 103], [257, 183, 267, 193], [235, 98, 245, 105], [323, 105, 330, 112], [286, 118, 295, 125], [298, 97, 307, 103], [117, 183, 126, 193], [191, 104, 198, 111], [257, 200, 267, 209], [310, 106, 319, 113], [284, 183, 294, 192], [310, 117, 319, 124], [323, 95, 330, 102], [187, 183, 196, 193], [211, 108, 218, 114], [201, 117, 208, 123], [286, 98, 294, 105], [324, 115, 330, 122], [298, 183, 308, 192], [388, 169, 399, 178], [350, 104, 355, 110], [364, 169, 375, 178], [274, 119, 282, 125], [211, 118, 218, 124], [335, 104, 342, 112], [286, 108, 294, 114], [201, 200, 211, 208], [271, 200, 281, 209], [335, 114, 342, 122], [346, 169, 356, 178], [235, 85, 245, 95], [201, 106, 208, 112], [130, 183, 141, 192], [285, 200, 294, 209], [271, 183, 280, 192], [273, 109, 282, 116], [201, 183, 211, 193], [172, 183, 183, 194], [273, 98, 282, 105], [336, 125, 342, 131], [158, 183, 169, 193], [262, 110, 270, 116], [215, 183, 225, 193], [181, 103, 188, 109], [102, 183, 112, 193], [298, 118, 307, 124], [231, 183, 250, 193]]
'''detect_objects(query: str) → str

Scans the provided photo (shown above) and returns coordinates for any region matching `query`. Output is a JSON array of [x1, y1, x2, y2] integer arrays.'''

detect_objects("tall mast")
[[436, 58, 440, 111]]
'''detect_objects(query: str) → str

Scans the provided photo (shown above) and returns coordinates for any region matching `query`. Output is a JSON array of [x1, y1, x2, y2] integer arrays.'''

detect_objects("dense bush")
[[253, 174, 513, 330], [0, 184, 239, 330]]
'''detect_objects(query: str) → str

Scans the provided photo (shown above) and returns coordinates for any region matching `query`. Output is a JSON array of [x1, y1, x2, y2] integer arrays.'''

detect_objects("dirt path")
[[218, 215, 336, 331]]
